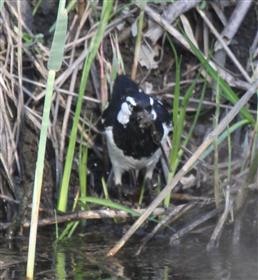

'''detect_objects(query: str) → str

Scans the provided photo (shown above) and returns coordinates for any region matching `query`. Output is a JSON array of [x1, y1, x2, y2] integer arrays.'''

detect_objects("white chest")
[[104, 127, 161, 171]]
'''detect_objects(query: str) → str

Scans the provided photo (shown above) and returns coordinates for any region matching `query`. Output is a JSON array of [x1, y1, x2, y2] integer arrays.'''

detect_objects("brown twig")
[[144, 0, 201, 44], [169, 208, 218, 245], [22, 207, 166, 227], [143, 4, 192, 51], [207, 185, 232, 249], [131, 8, 144, 80], [136, 203, 194, 255], [197, 8, 252, 83], [141, 4, 251, 90]]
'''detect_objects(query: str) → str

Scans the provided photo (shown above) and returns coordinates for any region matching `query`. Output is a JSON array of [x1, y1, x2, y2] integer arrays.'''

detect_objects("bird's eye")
[[126, 101, 133, 110], [146, 105, 152, 112], [134, 105, 142, 112]]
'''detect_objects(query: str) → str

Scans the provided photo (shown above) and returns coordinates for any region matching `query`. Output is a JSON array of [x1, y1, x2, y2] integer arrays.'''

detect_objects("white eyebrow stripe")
[[117, 102, 132, 125], [126, 96, 136, 106], [151, 109, 157, 120]]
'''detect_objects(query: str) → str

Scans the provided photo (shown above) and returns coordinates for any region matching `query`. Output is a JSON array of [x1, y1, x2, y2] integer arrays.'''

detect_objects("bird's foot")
[[108, 182, 123, 201], [143, 178, 157, 203]]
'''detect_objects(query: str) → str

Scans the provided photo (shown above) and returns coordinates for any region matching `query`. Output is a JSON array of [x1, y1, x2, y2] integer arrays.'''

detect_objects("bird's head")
[[112, 75, 157, 128]]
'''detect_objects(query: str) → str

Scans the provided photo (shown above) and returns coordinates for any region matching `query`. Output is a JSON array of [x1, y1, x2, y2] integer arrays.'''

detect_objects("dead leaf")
[[139, 43, 159, 70]]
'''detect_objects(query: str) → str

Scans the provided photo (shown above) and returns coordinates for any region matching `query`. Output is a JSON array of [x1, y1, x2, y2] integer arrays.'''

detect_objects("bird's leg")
[[145, 165, 155, 187], [125, 170, 138, 203], [112, 165, 124, 199], [143, 164, 157, 202], [107, 169, 114, 187], [129, 169, 138, 188]]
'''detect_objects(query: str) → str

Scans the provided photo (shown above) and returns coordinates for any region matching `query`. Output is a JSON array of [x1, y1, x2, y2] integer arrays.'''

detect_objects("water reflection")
[[0, 197, 257, 279]]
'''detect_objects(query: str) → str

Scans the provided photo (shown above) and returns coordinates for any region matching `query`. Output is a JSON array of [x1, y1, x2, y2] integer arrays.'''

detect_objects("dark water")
[[1, 203, 258, 280]]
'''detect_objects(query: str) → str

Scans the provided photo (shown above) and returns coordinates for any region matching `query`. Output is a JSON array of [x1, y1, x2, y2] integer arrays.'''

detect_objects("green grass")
[[26, 1, 68, 278], [55, 0, 114, 240], [0, 0, 4, 11], [79, 143, 88, 198], [57, 0, 114, 212], [188, 37, 255, 125], [185, 34, 256, 205], [165, 39, 203, 206], [80, 196, 159, 223], [80, 196, 141, 217]]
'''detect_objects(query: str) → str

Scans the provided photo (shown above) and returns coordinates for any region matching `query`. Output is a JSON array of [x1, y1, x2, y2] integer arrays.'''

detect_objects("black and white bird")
[[102, 75, 172, 190]]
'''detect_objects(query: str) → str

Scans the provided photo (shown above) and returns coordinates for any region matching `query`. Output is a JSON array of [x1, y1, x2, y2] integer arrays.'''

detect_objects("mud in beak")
[[136, 109, 162, 144], [137, 109, 154, 129]]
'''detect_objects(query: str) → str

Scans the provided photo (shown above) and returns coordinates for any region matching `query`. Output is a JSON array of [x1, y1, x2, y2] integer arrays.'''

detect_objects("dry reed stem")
[[22, 208, 166, 227], [136, 203, 195, 255], [197, 8, 252, 83], [141, 4, 251, 91]]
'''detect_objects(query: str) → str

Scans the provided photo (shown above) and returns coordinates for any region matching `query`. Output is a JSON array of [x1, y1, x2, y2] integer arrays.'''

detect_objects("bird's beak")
[[137, 109, 153, 129]]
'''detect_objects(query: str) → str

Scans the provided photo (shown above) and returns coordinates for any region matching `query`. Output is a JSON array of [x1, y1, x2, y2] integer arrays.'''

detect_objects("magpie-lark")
[[102, 75, 172, 190]]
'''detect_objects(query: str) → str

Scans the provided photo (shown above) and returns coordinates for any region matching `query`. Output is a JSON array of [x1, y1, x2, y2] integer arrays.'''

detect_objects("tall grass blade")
[[79, 145, 88, 198], [165, 39, 197, 206], [187, 38, 255, 125], [55, 252, 67, 280], [200, 119, 249, 160], [58, 0, 113, 212], [48, 10, 68, 70], [0, 0, 4, 11], [183, 81, 206, 146], [213, 81, 221, 208], [26, 71, 56, 279], [80, 196, 140, 217], [26, 1, 67, 278], [169, 41, 182, 173], [227, 125, 232, 183]]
